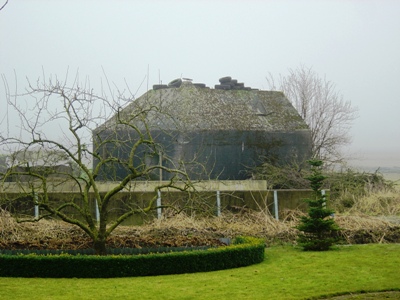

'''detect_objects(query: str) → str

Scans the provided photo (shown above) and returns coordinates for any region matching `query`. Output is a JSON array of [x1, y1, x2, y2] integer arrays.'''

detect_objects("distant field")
[[351, 165, 400, 183]]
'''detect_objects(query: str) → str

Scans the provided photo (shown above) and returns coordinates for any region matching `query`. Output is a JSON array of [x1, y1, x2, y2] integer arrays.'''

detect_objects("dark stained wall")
[[94, 128, 311, 181]]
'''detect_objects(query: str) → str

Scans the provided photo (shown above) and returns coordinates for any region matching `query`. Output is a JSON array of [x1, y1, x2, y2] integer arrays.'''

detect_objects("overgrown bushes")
[[0, 236, 265, 278], [253, 160, 395, 213], [327, 169, 395, 212]]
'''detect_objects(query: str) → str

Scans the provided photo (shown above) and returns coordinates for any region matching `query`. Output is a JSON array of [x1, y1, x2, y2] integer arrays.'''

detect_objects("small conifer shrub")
[[296, 159, 340, 251]]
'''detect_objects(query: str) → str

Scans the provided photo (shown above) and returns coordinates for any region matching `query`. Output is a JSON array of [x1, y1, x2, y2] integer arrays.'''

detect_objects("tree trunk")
[[93, 205, 109, 255], [93, 238, 107, 255]]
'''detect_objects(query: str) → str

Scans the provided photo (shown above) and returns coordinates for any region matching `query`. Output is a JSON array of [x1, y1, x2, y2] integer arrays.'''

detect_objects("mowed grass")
[[1, 244, 399, 300]]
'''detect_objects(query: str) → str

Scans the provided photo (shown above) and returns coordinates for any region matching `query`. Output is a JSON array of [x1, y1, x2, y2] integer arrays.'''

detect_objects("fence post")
[[33, 192, 39, 220], [273, 190, 279, 220], [95, 199, 100, 223], [216, 190, 221, 216], [34, 205, 39, 219], [157, 190, 162, 219]]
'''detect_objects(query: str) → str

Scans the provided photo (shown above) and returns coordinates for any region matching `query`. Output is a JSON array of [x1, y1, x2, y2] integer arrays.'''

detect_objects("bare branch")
[[267, 66, 358, 166], [0, 0, 8, 11], [1, 72, 199, 255]]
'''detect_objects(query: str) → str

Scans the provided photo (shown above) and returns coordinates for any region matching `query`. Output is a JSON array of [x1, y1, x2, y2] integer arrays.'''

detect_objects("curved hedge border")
[[0, 245, 211, 256], [0, 236, 265, 278]]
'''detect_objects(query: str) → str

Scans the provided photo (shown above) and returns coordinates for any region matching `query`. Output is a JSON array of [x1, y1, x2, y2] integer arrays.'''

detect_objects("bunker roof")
[[98, 77, 309, 132]]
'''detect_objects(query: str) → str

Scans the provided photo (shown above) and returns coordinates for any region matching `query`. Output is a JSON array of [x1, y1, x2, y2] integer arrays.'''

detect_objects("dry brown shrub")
[[334, 213, 395, 231], [136, 210, 299, 245], [1, 207, 400, 250], [0, 208, 23, 241], [334, 212, 400, 244], [347, 191, 400, 216], [0, 208, 88, 249]]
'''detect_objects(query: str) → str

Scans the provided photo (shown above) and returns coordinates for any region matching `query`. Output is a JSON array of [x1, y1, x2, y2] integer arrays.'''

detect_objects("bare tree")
[[0, 74, 196, 255], [267, 66, 358, 165]]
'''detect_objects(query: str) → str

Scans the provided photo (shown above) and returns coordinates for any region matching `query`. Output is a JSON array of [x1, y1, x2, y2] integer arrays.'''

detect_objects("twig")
[[0, 0, 9, 11]]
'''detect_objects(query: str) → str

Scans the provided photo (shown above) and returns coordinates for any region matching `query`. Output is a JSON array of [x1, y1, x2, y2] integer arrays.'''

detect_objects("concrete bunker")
[[93, 77, 312, 181]]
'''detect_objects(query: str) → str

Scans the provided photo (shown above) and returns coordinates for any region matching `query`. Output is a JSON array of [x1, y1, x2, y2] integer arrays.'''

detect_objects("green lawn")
[[0, 244, 399, 300]]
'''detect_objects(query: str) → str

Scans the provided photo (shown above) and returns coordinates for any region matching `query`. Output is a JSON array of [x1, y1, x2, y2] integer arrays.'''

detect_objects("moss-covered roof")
[[99, 81, 309, 132]]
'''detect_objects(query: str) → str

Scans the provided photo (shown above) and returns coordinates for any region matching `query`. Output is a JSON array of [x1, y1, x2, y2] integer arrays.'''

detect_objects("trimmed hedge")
[[0, 236, 265, 278], [0, 245, 210, 256]]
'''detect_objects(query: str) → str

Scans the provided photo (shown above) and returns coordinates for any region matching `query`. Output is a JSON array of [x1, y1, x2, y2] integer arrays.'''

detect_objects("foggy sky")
[[1, 0, 399, 168]]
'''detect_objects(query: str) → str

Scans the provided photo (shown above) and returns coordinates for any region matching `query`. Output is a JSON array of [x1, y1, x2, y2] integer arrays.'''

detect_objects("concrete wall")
[[94, 129, 311, 181], [1, 180, 327, 224]]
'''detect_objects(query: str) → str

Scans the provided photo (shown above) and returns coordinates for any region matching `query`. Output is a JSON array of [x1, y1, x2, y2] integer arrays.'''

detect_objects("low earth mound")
[[1, 209, 400, 250]]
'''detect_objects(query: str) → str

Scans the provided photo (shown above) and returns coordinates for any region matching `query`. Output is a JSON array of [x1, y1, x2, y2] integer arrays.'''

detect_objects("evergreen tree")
[[296, 159, 341, 251]]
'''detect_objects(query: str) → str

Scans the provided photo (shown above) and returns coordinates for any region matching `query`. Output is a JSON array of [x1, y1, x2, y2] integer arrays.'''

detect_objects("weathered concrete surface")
[[0, 180, 268, 193], [100, 81, 309, 131], [94, 81, 312, 181], [1, 179, 325, 222]]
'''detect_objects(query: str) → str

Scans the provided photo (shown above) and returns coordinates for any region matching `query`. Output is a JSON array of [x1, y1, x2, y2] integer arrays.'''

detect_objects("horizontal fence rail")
[[0, 180, 328, 222]]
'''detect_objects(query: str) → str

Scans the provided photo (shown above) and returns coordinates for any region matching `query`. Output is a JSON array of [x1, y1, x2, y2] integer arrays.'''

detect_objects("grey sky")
[[1, 0, 399, 168]]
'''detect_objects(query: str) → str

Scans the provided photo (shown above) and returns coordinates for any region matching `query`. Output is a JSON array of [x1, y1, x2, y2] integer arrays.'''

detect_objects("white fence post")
[[157, 190, 162, 219], [216, 190, 221, 217], [273, 190, 279, 220], [34, 192, 39, 220], [34, 205, 39, 219], [95, 200, 100, 223]]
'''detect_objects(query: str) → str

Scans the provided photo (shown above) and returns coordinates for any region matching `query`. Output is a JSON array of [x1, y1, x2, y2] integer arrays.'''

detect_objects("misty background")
[[1, 0, 399, 170]]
